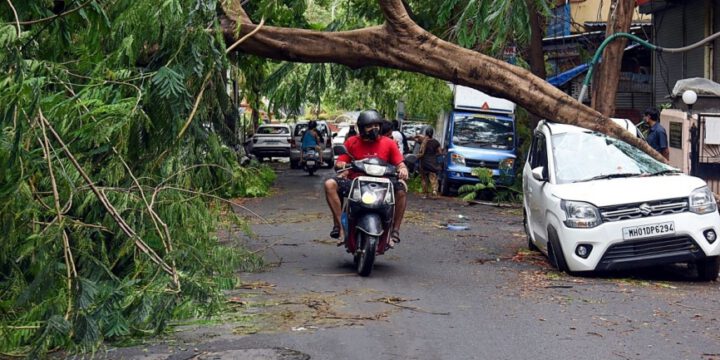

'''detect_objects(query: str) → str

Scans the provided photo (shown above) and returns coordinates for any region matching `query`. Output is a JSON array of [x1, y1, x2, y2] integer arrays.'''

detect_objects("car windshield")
[[452, 115, 514, 150], [258, 126, 289, 135], [552, 131, 676, 184]]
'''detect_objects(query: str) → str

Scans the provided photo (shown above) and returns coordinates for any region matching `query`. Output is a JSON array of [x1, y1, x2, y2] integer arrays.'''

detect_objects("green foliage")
[[0, 2, 275, 357], [457, 167, 523, 204]]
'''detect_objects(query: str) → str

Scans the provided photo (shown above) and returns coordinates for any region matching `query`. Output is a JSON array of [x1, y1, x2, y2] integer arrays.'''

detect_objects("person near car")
[[324, 110, 409, 247], [301, 120, 324, 163], [392, 120, 410, 154], [643, 107, 669, 160], [347, 125, 357, 137], [416, 127, 443, 199]]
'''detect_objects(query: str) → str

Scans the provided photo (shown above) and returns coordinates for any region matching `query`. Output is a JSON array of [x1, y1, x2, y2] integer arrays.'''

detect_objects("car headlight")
[[689, 186, 718, 214], [561, 200, 602, 228], [451, 153, 465, 166]]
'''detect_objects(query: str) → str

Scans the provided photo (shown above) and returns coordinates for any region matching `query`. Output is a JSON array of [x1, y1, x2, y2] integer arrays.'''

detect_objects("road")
[[113, 164, 720, 360]]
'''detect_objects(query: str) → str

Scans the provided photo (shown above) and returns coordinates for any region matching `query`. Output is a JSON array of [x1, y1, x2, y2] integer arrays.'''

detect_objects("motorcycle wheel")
[[356, 232, 377, 277], [308, 169, 315, 176]]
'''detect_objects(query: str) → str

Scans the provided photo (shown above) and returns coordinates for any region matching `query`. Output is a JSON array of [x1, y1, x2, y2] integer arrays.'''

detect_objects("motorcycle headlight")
[[364, 164, 387, 176], [561, 200, 602, 228], [361, 191, 378, 204], [689, 186, 718, 214], [450, 153, 465, 166]]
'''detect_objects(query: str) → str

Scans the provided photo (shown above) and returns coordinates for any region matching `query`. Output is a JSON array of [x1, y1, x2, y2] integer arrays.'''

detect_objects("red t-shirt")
[[339, 136, 404, 178]]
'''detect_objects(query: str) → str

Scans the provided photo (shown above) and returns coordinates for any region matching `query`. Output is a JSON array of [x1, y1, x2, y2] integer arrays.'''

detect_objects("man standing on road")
[[644, 107, 669, 160], [324, 110, 409, 247]]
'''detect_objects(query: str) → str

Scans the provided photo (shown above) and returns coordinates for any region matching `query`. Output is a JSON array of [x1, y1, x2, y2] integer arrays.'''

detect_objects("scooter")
[[301, 147, 321, 176], [334, 145, 409, 276]]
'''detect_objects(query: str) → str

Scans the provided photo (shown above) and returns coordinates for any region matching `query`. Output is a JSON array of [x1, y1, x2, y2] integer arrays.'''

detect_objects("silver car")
[[289, 121, 334, 169], [249, 124, 293, 161]]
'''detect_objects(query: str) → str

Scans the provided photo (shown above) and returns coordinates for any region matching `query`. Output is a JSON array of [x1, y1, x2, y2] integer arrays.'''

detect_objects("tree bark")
[[218, 0, 665, 163], [591, 0, 635, 117], [525, 0, 547, 130]]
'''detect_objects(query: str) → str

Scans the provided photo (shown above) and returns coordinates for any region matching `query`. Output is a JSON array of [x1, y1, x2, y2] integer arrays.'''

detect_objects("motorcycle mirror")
[[333, 145, 348, 156]]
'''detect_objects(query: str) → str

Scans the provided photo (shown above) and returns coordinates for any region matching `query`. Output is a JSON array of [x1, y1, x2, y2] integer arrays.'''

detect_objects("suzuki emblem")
[[639, 203, 652, 216]]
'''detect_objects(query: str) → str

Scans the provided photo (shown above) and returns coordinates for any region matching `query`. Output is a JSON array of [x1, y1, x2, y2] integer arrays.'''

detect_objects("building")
[[545, 0, 653, 121], [639, 0, 720, 195]]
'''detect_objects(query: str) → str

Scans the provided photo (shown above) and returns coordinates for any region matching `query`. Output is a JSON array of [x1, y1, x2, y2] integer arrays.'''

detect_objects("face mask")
[[366, 128, 379, 140]]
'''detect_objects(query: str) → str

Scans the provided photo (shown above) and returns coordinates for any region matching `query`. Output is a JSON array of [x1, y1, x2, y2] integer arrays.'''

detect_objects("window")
[[452, 115, 514, 150], [258, 126, 289, 135]]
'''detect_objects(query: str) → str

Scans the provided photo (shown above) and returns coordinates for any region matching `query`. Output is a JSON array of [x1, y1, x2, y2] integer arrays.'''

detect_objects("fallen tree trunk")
[[218, 0, 666, 163]]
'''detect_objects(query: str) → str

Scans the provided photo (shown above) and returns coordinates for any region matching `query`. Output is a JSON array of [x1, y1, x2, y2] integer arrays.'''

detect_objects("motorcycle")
[[301, 147, 321, 176], [334, 145, 415, 276]]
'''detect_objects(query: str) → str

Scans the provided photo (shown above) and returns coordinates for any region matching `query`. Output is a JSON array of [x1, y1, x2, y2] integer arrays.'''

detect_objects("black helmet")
[[357, 110, 383, 128], [308, 120, 317, 129], [357, 110, 383, 140]]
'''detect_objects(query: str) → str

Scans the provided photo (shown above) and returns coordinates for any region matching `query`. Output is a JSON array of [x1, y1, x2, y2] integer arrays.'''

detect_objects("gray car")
[[289, 121, 334, 169], [249, 124, 293, 161]]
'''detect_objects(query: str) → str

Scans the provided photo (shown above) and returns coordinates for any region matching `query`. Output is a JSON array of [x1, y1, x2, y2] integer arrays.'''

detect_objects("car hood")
[[552, 175, 707, 206]]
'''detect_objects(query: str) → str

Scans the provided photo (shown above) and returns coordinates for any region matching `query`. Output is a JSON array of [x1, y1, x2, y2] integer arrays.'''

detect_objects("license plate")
[[357, 176, 390, 183], [622, 221, 675, 240], [306, 161, 315, 165]]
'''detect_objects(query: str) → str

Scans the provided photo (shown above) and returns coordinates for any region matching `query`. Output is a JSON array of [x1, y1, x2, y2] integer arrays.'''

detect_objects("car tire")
[[524, 209, 539, 251], [547, 226, 570, 273], [696, 256, 720, 281], [290, 160, 299, 169], [440, 172, 451, 196]]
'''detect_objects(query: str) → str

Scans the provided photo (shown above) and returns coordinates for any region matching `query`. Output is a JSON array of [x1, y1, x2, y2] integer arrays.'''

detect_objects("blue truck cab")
[[438, 85, 517, 195]]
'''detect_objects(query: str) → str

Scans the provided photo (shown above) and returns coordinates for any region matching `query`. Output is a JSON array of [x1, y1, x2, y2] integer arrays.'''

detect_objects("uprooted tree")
[[218, 0, 666, 163]]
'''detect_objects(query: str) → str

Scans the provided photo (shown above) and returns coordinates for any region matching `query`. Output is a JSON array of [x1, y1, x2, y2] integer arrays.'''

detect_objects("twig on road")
[[372, 297, 450, 316]]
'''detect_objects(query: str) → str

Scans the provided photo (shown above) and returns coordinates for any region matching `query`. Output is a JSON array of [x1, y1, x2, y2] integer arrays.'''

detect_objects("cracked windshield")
[[452, 115, 514, 150], [552, 131, 675, 184]]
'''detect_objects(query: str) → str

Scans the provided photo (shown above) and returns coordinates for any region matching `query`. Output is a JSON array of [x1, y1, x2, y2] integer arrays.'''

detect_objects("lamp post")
[[682, 90, 698, 176]]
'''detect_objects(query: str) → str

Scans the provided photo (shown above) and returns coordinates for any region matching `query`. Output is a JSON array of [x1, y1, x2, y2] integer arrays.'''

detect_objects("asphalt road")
[[111, 164, 720, 360]]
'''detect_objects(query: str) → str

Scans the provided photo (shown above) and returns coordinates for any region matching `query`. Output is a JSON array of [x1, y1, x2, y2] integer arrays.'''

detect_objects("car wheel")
[[696, 256, 720, 281], [524, 209, 539, 251], [440, 172, 451, 196], [290, 160, 299, 169], [547, 226, 569, 273]]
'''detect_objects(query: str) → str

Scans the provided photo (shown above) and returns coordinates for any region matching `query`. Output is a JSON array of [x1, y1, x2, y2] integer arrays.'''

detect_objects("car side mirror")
[[332, 132, 338, 138], [531, 167, 546, 181]]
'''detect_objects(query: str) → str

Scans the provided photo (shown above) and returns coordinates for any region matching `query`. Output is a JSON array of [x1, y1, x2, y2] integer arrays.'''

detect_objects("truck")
[[437, 85, 518, 195]]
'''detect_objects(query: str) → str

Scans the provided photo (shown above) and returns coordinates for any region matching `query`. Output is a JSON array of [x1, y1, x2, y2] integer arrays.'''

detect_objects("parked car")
[[249, 124, 293, 161], [332, 124, 351, 146], [290, 120, 334, 169], [401, 122, 425, 151], [523, 120, 720, 280]]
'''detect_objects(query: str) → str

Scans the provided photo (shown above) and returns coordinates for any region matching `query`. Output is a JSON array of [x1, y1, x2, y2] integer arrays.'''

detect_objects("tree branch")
[[218, 0, 666, 163]]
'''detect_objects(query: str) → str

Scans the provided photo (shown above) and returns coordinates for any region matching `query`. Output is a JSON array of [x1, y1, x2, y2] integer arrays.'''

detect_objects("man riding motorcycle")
[[323, 110, 409, 247]]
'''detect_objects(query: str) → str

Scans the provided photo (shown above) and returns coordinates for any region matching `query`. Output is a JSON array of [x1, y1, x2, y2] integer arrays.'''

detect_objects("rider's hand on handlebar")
[[398, 167, 409, 181]]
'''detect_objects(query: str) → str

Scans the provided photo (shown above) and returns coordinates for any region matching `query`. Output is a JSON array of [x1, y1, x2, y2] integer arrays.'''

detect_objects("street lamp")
[[682, 90, 699, 176]]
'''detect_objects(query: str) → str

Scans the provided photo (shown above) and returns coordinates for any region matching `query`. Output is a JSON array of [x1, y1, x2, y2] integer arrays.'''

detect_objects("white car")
[[523, 121, 720, 280]]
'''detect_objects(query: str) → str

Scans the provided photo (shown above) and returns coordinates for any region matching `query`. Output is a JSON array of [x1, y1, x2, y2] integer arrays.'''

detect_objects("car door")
[[524, 131, 550, 245]]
